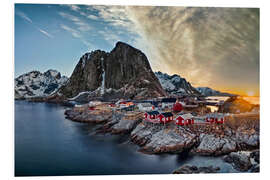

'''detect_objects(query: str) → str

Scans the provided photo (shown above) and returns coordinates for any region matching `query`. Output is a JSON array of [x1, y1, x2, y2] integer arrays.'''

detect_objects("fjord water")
[[15, 101, 235, 176]]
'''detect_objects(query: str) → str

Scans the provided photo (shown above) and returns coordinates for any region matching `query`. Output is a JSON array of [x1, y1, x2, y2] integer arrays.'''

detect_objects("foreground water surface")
[[15, 101, 237, 176]]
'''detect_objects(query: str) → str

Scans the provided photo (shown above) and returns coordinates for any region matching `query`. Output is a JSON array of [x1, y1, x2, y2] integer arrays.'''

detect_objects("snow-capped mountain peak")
[[15, 69, 68, 99], [155, 71, 200, 96], [196, 87, 235, 96]]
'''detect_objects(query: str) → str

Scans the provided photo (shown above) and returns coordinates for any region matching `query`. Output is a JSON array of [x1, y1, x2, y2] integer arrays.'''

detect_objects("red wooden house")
[[175, 113, 194, 126], [144, 111, 160, 122], [88, 106, 95, 110], [158, 112, 173, 123], [205, 115, 225, 124], [173, 102, 183, 112], [108, 103, 116, 107], [215, 117, 224, 124]]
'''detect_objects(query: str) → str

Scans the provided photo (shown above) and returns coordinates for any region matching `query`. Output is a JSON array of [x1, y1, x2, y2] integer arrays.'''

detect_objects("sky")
[[14, 4, 259, 96]]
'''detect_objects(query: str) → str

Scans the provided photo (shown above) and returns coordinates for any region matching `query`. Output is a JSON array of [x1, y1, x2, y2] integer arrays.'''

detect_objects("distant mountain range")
[[14, 42, 235, 101], [154, 72, 234, 97], [196, 87, 235, 97], [15, 70, 68, 99], [154, 71, 200, 96]]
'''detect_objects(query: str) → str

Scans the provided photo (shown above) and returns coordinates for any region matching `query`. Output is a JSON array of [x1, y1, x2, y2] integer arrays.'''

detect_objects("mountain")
[[154, 71, 200, 96], [15, 69, 68, 99], [196, 87, 235, 96], [57, 42, 167, 102]]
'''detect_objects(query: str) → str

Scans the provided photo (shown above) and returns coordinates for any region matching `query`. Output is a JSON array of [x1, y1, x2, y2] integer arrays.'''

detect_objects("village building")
[[175, 113, 194, 126], [161, 98, 176, 109], [88, 100, 102, 107], [205, 114, 225, 124], [108, 103, 116, 108], [173, 101, 183, 112], [158, 112, 174, 123], [138, 102, 154, 112], [144, 111, 160, 121]]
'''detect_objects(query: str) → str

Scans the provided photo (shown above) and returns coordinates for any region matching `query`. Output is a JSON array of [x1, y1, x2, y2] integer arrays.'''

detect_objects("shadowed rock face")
[[58, 41, 167, 100], [58, 50, 108, 98]]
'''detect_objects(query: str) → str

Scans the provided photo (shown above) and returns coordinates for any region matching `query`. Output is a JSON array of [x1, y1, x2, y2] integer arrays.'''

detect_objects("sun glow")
[[247, 91, 255, 97]]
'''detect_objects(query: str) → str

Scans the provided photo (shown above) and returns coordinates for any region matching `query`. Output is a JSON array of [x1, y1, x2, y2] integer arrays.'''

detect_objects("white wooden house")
[[137, 103, 153, 112]]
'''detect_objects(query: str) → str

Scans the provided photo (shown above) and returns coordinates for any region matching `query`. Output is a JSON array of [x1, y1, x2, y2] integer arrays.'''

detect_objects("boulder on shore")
[[111, 118, 142, 134], [173, 164, 220, 174], [194, 134, 237, 155], [223, 151, 253, 171], [139, 126, 197, 154]]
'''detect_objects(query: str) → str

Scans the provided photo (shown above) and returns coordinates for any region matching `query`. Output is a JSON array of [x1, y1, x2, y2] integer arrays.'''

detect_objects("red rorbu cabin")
[[175, 113, 194, 126], [108, 103, 116, 107], [215, 117, 224, 124], [205, 116, 224, 124], [158, 112, 173, 123], [144, 111, 160, 121], [173, 102, 183, 112], [88, 106, 95, 110]]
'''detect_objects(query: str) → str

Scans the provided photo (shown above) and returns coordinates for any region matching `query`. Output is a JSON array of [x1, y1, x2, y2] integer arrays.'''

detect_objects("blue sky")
[[15, 4, 139, 77], [15, 4, 259, 95]]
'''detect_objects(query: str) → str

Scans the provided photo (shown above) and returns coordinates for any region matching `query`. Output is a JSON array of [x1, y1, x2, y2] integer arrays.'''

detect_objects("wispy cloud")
[[85, 6, 259, 94], [62, 4, 80, 12], [60, 24, 81, 38], [60, 24, 93, 48], [58, 11, 92, 31], [15, 10, 32, 23], [37, 28, 54, 38], [89, 6, 134, 30], [16, 9, 54, 39], [86, 14, 99, 20], [69, 5, 80, 11]]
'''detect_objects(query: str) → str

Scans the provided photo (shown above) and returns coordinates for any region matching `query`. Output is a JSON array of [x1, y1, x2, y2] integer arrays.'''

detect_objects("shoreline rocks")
[[173, 164, 220, 174], [223, 150, 260, 172], [64, 106, 259, 156], [193, 134, 237, 156]]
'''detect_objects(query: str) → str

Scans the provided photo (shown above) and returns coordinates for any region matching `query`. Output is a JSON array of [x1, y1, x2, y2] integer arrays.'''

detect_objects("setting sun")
[[247, 91, 255, 96]]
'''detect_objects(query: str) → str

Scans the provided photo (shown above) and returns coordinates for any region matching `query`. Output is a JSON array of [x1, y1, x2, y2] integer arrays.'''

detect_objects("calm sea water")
[[15, 101, 236, 176]]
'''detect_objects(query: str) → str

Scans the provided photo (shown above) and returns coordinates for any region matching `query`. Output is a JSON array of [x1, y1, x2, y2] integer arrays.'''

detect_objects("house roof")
[[139, 103, 153, 107], [161, 98, 176, 103], [160, 112, 173, 117], [177, 113, 193, 120], [146, 111, 160, 115]]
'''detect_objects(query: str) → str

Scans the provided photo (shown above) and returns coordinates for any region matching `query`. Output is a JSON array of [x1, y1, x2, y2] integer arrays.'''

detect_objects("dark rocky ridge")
[[57, 42, 167, 100], [58, 50, 108, 98]]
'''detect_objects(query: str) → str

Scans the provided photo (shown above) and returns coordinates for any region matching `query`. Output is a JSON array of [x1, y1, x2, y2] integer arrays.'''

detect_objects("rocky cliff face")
[[15, 69, 68, 99], [155, 71, 200, 96], [58, 42, 167, 101], [58, 50, 108, 98]]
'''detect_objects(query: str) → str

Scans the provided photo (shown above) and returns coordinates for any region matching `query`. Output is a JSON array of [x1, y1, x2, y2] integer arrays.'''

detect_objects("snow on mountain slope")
[[15, 69, 68, 99], [155, 71, 200, 96], [196, 87, 235, 96]]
